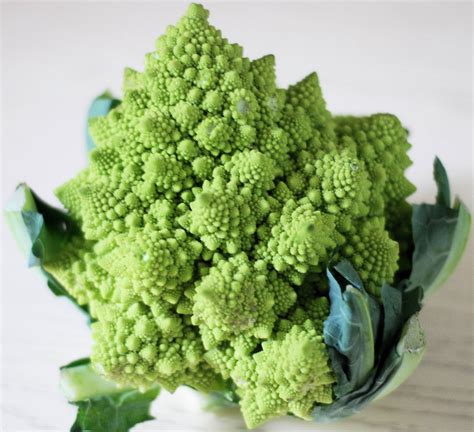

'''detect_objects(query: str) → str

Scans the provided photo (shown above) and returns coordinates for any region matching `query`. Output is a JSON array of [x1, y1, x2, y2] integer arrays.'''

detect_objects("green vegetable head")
[[5, 3, 471, 431]]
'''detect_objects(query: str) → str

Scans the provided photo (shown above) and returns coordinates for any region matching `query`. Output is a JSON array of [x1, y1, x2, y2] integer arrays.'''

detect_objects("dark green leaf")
[[380, 284, 402, 353], [71, 387, 159, 432], [410, 200, 471, 297], [318, 264, 426, 420], [398, 280, 423, 323], [5, 185, 76, 265], [333, 260, 381, 343], [373, 315, 426, 402], [61, 358, 92, 370], [326, 348, 350, 392], [313, 315, 425, 422], [410, 158, 471, 297], [4, 184, 91, 320], [324, 265, 375, 397], [433, 157, 451, 207], [60, 358, 160, 432], [380, 280, 422, 358]]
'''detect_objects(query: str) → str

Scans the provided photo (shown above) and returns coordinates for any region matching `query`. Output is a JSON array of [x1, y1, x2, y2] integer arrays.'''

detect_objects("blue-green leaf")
[[410, 158, 471, 297], [313, 314, 425, 422], [61, 358, 159, 432], [324, 264, 375, 397], [373, 315, 426, 402], [70, 388, 159, 432], [4, 184, 91, 319], [410, 200, 471, 297], [380, 284, 402, 353]]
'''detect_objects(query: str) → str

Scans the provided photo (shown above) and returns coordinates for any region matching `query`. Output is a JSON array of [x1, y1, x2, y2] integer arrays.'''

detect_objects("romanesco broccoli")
[[15, 4, 468, 430]]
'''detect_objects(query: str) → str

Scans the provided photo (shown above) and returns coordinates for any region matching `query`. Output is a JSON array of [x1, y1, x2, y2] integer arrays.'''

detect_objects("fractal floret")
[[6, 4, 470, 431]]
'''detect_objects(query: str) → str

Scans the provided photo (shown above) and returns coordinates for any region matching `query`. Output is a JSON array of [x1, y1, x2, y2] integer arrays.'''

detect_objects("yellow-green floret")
[[232, 319, 335, 428], [41, 3, 415, 428]]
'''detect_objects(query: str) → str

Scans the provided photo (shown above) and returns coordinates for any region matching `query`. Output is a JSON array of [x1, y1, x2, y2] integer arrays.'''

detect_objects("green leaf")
[[62, 358, 92, 369], [380, 284, 402, 353], [409, 158, 471, 298], [313, 314, 425, 422], [71, 388, 159, 432], [399, 280, 424, 322], [334, 261, 381, 343], [380, 281, 423, 356], [315, 258, 424, 422], [324, 263, 376, 397], [4, 184, 91, 319], [86, 91, 121, 152], [433, 156, 451, 207], [410, 200, 471, 297], [373, 314, 426, 401], [5, 184, 74, 265], [61, 358, 160, 432]]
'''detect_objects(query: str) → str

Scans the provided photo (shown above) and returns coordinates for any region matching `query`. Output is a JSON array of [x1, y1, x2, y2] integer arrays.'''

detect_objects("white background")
[[1, 1, 473, 431]]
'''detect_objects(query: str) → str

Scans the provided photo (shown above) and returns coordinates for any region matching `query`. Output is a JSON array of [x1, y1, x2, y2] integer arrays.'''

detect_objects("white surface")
[[1, 2, 473, 431]]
